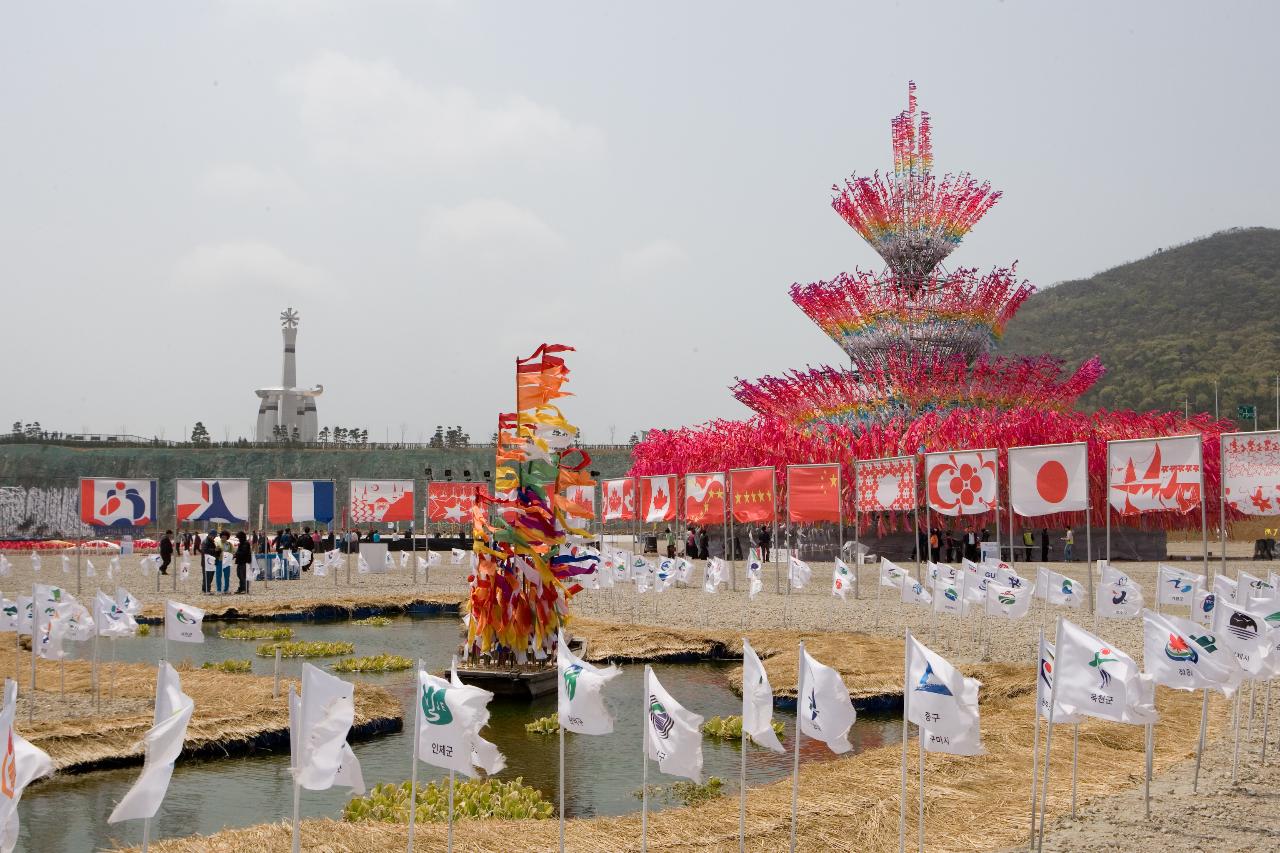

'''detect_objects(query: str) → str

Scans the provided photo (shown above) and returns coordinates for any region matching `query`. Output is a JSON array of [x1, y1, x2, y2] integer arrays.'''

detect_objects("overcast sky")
[[3, 1, 1277, 445]]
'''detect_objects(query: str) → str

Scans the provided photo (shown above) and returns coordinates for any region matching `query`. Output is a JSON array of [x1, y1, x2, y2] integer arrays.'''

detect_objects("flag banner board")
[[1221, 431, 1280, 516], [1008, 442, 1088, 518], [349, 480, 414, 523], [602, 478, 635, 521], [730, 467, 776, 523], [639, 475, 677, 523], [266, 480, 334, 525], [924, 450, 998, 516], [1107, 435, 1202, 515], [175, 478, 249, 525], [854, 455, 916, 513], [79, 479, 157, 528], [787, 464, 841, 523], [683, 473, 726, 524], [426, 482, 487, 523]]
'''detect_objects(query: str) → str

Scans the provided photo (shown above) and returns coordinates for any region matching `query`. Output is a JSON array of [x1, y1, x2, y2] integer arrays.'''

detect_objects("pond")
[[18, 617, 897, 852]]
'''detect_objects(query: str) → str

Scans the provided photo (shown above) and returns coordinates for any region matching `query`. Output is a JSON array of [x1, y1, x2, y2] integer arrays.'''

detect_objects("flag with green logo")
[[556, 631, 620, 735], [416, 669, 501, 778]]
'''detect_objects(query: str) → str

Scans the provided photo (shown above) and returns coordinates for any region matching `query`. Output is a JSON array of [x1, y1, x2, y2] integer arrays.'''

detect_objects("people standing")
[[234, 531, 251, 594], [1022, 529, 1034, 562], [201, 532, 219, 593], [697, 527, 709, 560], [298, 526, 315, 572], [758, 525, 772, 562], [1040, 528, 1050, 563], [215, 531, 232, 593], [158, 530, 173, 575], [686, 526, 698, 558], [1063, 527, 1074, 562]]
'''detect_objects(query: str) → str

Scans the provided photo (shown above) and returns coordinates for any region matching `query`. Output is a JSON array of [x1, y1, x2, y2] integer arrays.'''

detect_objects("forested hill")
[[999, 227, 1280, 427]]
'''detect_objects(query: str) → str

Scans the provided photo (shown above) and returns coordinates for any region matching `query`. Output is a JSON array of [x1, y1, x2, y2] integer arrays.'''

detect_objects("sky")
[[3, 1, 1278, 445]]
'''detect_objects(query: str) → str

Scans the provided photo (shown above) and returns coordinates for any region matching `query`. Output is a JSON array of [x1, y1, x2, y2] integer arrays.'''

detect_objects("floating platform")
[[453, 665, 558, 699]]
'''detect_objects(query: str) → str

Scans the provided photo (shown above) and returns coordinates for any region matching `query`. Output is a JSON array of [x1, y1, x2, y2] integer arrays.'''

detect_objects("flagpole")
[[1193, 688, 1209, 792], [290, 781, 301, 853], [899, 628, 910, 853], [789, 640, 804, 853], [917, 714, 925, 853], [1007, 501, 1015, 574], [1143, 721, 1153, 818], [29, 582, 37, 726], [1231, 687, 1242, 783], [641, 664, 650, 853], [1036, 616, 1062, 853], [1263, 678, 1272, 766], [739, 642, 748, 853], [141, 815, 150, 853], [1028, 628, 1043, 850], [1215, 434, 1223, 585], [559, 669, 566, 853], [407, 658, 422, 853], [447, 767, 455, 853], [1070, 723, 1079, 819], [853, 465, 861, 602]]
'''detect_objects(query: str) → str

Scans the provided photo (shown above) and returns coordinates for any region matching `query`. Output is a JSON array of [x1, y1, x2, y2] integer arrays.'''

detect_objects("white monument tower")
[[254, 307, 323, 442]]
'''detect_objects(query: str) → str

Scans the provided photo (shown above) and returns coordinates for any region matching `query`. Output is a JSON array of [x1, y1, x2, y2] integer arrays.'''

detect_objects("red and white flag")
[[349, 480, 414, 523], [855, 456, 916, 513], [602, 478, 635, 521], [562, 485, 595, 520], [1107, 436, 1202, 516], [683, 473, 726, 524], [639, 475, 677, 523], [925, 450, 998, 516], [729, 468, 775, 523], [79, 479, 157, 528], [1221, 431, 1280, 516], [427, 482, 487, 523], [1008, 442, 1088, 518], [787, 464, 841, 523]]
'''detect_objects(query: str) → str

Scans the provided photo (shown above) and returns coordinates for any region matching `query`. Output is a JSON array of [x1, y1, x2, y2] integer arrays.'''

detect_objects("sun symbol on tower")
[[280, 307, 300, 328]]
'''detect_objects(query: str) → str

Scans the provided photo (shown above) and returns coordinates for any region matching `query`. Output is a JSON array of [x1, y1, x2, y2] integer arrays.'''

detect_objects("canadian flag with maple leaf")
[[683, 473, 726, 523], [640, 475, 677, 523], [730, 467, 775, 523], [787, 464, 841, 523], [427, 482, 488, 523], [602, 478, 635, 521], [1221, 430, 1280, 516]]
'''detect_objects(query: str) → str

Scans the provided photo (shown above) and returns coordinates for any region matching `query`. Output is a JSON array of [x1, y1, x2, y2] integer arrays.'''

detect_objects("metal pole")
[[1201, 440, 1210, 582], [1036, 617, 1062, 853], [853, 464, 861, 601], [1193, 688, 1209, 791], [1263, 679, 1272, 765], [917, 722, 925, 853], [739, 643, 748, 853], [407, 659, 420, 853], [898, 629, 910, 853], [1029, 630, 1042, 849], [1218, 434, 1227, 584], [274, 648, 281, 699], [1071, 723, 1079, 819], [789, 641, 804, 853], [1232, 688, 1242, 783], [1008, 501, 1015, 574], [559, 685, 566, 853], [290, 782, 301, 853], [641, 664, 650, 853], [448, 768, 455, 853], [1144, 722, 1153, 818]]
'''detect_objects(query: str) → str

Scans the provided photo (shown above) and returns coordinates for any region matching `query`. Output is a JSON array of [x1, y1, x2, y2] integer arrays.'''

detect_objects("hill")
[[999, 227, 1280, 426]]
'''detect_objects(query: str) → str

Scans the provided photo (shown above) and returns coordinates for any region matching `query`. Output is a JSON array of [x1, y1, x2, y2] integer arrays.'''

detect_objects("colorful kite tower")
[[631, 84, 1228, 530], [465, 345, 596, 663]]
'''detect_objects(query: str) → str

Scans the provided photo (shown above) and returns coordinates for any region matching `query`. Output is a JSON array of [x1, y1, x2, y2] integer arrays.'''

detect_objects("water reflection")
[[19, 617, 895, 852]]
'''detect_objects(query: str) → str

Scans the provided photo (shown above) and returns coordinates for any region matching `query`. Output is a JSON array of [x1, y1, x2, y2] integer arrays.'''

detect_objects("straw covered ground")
[[125, 620, 1235, 852], [3, 658, 402, 773]]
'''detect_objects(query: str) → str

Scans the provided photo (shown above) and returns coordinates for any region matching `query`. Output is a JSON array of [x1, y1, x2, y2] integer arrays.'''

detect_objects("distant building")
[[254, 307, 323, 442]]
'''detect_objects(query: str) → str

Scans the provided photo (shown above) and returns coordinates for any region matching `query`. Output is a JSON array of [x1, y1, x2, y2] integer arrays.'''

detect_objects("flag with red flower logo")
[[786, 464, 841, 523], [639, 475, 677, 523], [602, 478, 635, 521], [925, 450, 998, 516], [1221, 430, 1280, 516], [683, 473, 726, 524], [729, 468, 775, 523], [854, 456, 916, 513]]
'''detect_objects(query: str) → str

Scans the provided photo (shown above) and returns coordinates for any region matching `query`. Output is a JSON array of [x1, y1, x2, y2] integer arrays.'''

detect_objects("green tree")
[[429, 426, 445, 449], [191, 422, 210, 445]]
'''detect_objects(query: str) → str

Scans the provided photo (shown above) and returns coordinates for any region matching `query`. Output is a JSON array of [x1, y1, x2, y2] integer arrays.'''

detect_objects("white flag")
[[645, 668, 704, 781], [1212, 598, 1273, 675], [832, 558, 853, 601], [1037, 637, 1084, 724], [880, 559, 908, 589], [1238, 570, 1274, 598], [741, 639, 783, 753], [747, 557, 764, 600], [0, 600, 16, 634], [932, 573, 968, 617], [1035, 568, 1084, 608], [906, 634, 974, 736], [399, 550, 409, 568], [1213, 574, 1239, 605], [15, 599, 31, 637], [900, 577, 932, 606], [1096, 580, 1144, 619], [798, 647, 854, 754], [61, 555, 70, 575], [426, 551, 442, 567], [85, 559, 96, 578], [1157, 565, 1202, 607], [415, 667, 500, 778], [1098, 560, 1131, 587], [96, 591, 137, 638], [1142, 609, 1241, 696], [703, 560, 723, 594], [450, 548, 466, 564], [985, 579, 1033, 619], [675, 558, 694, 584], [0, 680, 53, 853], [921, 674, 984, 755], [116, 587, 142, 616], [164, 600, 205, 644], [1054, 619, 1157, 724], [109, 662, 195, 823], [788, 555, 812, 590], [29, 554, 40, 574], [557, 632, 620, 735], [289, 663, 364, 793], [1193, 586, 1217, 627], [357, 555, 370, 574], [449, 663, 506, 775]]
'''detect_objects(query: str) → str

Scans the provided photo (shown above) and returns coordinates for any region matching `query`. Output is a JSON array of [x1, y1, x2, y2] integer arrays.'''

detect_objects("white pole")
[[559, 680, 566, 853], [1193, 688, 1209, 792], [641, 664, 650, 853], [1028, 628, 1043, 849], [274, 648, 282, 700], [290, 782, 301, 853], [918, 719, 925, 853], [1232, 687, 1243, 783], [789, 641, 804, 853], [407, 658, 421, 853], [1264, 679, 1272, 766], [28, 582, 37, 726], [898, 629, 911, 853], [1036, 617, 1062, 853], [1144, 722, 1153, 818], [141, 817, 151, 853], [1070, 723, 1079, 819], [447, 767, 455, 853], [739, 639, 748, 853]]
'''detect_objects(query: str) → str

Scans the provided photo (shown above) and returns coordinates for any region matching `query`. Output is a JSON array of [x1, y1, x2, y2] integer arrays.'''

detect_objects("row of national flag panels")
[[611, 431, 1280, 525]]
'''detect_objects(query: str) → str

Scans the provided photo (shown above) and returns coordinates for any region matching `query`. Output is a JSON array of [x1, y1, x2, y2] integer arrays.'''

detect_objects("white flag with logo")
[[901, 577, 932, 606], [747, 556, 764, 600], [832, 558, 854, 600], [986, 579, 1032, 619], [109, 662, 195, 823], [704, 559, 724, 594], [164, 600, 204, 644], [449, 663, 506, 775], [0, 600, 16, 634], [1037, 637, 1084, 724], [1142, 609, 1241, 696], [1054, 620, 1157, 724], [1193, 587, 1218, 626], [289, 663, 364, 793], [906, 634, 975, 736], [1212, 598, 1273, 675], [1096, 581, 1144, 619], [1009, 442, 1088, 517], [0, 680, 53, 852], [95, 591, 137, 637], [742, 639, 783, 753], [881, 559, 908, 589], [557, 633, 620, 735], [1239, 570, 1274, 598], [798, 647, 855, 754], [1035, 568, 1083, 608], [645, 668, 704, 781], [788, 555, 812, 590], [675, 558, 694, 584], [1157, 565, 1203, 607], [116, 587, 142, 616], [1213, 574, 1239, 605], [922, 674, 984, 756], [415, 668, 499, 778], [450, 548, 466, 565]]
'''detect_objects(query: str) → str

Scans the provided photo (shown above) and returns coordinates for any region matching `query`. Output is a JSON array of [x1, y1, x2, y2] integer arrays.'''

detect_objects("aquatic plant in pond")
[[633, 777, 726, 807], [701, 715, 784, 741], [220, 626, 294, 641], [201, 659, 252, 673], [351, 616, 392, 627], [333, 654, 413, 673], [344, 778, 553, 823], [256, 640, 354, 658], [524, 714, 559, 735]]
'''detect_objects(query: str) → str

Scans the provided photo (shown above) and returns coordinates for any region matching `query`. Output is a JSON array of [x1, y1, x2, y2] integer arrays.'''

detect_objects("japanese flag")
[[1008, 442, 1088, 517]]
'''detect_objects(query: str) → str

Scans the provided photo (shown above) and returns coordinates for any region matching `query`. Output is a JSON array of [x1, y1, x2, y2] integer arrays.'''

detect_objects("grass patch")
[[201, 659, 252, 674], [220, 626, 295, 641], [333, 654, 413, 673], [351, 616, 392, 627], [256, 640, 354, 658], [633, 777, 725, 807], [701, 714, 784, 741], [136, 624, 150, 636], [524, 714, 559, 735], [344, 778, 553, 823]]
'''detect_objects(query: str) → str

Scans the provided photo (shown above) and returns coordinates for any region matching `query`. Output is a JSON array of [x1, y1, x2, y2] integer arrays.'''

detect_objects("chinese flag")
[[787, 464, 841, 523], [730, 468, 776, 523]]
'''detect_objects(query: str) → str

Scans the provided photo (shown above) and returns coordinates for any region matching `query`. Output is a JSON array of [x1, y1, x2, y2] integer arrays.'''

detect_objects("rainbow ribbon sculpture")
[[465, 344, 596, 663]]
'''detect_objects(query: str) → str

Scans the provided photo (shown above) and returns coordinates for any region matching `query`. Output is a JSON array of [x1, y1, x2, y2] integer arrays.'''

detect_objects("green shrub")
[[220, 626, 294, 641], [333, 654, 413, 673], [256, 640, 354, 658], [524, 714, 560, 734], [633, 777, 725, 807], [201, 659, 252, 673], [137, 624, 151, 636], [701, 715, 784, 741], [351, 616, 392, 627], [343, 778, 553, 824]]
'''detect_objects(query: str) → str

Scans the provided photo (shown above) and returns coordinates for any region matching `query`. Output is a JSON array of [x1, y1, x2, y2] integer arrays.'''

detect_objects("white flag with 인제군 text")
[[416, 667, 500, 778]]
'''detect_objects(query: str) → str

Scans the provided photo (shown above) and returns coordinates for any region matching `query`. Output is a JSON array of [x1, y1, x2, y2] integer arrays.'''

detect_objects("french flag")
[[267, 480, 335, 525]]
